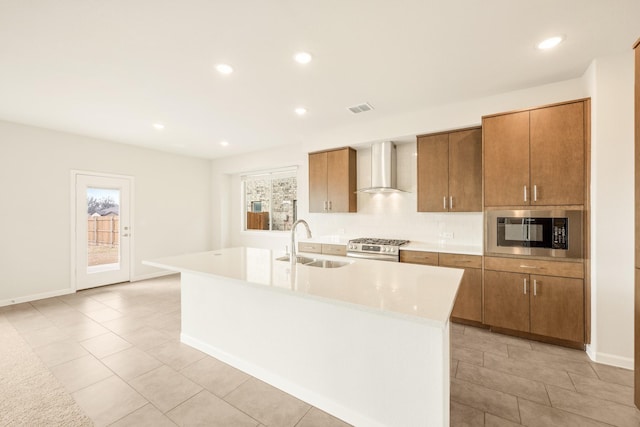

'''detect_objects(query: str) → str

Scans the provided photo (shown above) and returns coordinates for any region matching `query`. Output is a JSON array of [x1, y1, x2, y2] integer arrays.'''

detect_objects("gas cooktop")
[[348, 238, 410, 246]]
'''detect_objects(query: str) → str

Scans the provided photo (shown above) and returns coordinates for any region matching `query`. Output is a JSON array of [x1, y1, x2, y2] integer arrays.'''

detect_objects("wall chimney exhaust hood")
[[357, 141, 407, 193]]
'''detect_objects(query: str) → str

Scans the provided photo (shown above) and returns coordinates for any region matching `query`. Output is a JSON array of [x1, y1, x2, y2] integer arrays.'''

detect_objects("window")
[[242, 167, 297, 231]]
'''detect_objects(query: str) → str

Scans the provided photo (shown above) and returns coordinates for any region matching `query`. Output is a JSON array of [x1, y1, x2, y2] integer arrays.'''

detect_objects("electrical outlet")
[[440, 231, 454, 239]]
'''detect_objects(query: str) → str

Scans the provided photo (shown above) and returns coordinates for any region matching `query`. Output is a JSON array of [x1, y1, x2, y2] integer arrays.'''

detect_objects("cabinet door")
[[451, 267, 482, 322], [530, 102, 585, 205], [484, 270, 530, 332], [417, 134, 449, 212], [308, 152, 328, 213], [483, 111, 530, 206], [449, 128, 482, 212], [529, 275, 584, 342], [327, 148, 357, 212], [399, 250, 439, 266]]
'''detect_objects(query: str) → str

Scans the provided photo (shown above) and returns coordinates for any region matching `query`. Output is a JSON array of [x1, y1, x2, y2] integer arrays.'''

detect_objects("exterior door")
[[75, 173, 131, 290]]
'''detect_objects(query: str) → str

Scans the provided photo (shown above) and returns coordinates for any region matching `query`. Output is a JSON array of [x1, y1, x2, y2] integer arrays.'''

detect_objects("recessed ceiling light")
[[153, 123, 165, 130], [215, 64, 234, 74], [220, 140, 229, 147], [294, 52, 312, 64], [295, 107, 307, 116], [537, 36, 564, 50]]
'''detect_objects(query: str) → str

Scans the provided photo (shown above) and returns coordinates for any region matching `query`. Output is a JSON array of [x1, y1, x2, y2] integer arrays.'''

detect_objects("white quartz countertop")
[[144, 247, 463, 327], [301, 237, 483, 256]]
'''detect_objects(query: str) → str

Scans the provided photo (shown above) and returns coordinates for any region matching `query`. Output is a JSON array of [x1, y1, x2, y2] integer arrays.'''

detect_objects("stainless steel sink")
[[275, 255, 316, 264], [275, 255, 351, 268], [304, 259, 351, 268]]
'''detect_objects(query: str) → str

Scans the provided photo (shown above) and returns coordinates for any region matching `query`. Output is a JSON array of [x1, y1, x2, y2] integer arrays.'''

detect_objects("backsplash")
[[307, 141, 484, 247]]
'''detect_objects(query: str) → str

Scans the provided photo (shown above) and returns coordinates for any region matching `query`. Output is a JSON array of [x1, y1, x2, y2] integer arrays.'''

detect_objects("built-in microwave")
[[486, 210, 583, 259]]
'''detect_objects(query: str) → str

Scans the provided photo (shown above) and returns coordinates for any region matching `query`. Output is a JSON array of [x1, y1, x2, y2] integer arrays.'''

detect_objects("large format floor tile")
[[167, 390, 259, 427], [72, 375, 148, 426], [6, 276, 640, 426], [225, 378, 311, 427], [129, 364, 203, 413]]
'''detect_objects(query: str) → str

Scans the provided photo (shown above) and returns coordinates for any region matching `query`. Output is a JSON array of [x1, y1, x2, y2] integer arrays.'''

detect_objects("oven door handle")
[[346, 252, 397, 262]]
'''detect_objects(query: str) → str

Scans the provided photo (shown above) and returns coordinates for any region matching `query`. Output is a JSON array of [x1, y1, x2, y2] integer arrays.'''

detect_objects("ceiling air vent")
[[347, 102, 374, 114]]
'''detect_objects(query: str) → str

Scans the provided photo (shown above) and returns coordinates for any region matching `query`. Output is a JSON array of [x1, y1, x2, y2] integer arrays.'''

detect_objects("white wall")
[[0, 120, 211, 305], [586, 51, 635, 367]]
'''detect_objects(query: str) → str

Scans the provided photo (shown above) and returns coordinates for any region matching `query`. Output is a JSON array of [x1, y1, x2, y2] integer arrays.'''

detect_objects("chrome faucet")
[[290, 219, 312, 270]]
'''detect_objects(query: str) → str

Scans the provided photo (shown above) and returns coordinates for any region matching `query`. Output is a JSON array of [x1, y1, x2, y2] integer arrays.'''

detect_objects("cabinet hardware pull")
[[443, 196, 447, 210], [323, 201, 328, 211], [328, 200, 332, 211], [523, 278, 527, 295], [519, 265, 538, 269], [533, 185, 538, 202], [524, 185, 527, 202], [533, 279, 537, 296], [449, 196, 453, 210]]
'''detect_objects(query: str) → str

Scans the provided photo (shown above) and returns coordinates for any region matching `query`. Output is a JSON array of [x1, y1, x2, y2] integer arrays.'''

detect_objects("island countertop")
[[144, 247, 463, 327]]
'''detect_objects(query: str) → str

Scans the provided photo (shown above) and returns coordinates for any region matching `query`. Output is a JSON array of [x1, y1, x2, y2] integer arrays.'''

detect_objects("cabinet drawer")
[[400, 250, 439, 266], [321, 244, 346, 256], [484, 256, 584, 279], [439, 253, 482, 269], [298, 242, 322, 254]]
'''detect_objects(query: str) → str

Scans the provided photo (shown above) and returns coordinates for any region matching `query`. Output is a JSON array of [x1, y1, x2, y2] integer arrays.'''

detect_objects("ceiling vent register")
[[347, 102, 374, 114]]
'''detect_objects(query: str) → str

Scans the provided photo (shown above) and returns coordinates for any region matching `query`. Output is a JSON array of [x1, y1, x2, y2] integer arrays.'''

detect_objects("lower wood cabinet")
[[484, 257, 585, 343], [401, 250, 482, 323]]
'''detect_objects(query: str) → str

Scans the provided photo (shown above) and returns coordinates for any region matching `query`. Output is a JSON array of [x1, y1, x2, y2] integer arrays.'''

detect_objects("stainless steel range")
[[346, 238, 410, 262]]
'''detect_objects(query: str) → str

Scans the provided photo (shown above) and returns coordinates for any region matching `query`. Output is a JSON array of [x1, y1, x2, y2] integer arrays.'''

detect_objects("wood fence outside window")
[[88, 216, 120, 246]]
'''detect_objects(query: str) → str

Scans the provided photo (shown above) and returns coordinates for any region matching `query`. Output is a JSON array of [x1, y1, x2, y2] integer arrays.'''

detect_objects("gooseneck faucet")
[[290, 219, 312, 270]]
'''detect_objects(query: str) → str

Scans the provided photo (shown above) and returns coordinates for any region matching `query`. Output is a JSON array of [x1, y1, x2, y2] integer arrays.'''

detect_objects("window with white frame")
[[242, 167, 297, 231]]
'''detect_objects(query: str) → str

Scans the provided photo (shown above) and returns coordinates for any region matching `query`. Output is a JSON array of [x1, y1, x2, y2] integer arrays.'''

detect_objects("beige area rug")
[[0, 316, 93, 426]]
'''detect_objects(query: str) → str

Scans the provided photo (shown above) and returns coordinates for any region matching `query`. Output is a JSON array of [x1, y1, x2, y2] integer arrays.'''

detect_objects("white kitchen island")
[[144, 247, 463, 427]]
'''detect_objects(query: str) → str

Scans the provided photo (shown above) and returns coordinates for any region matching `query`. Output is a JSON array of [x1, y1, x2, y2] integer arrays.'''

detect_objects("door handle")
[[449, 196, 453, 210], [443, 196, 447, 210], [533, 185, 538, 202], [523, 278, 527, 295], [533, 279, 537, 296], [524, 185, 527, 202]]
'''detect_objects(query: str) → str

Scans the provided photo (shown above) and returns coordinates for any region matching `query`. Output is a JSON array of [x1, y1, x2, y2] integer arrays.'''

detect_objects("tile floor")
[[1, 275, 638, 426]]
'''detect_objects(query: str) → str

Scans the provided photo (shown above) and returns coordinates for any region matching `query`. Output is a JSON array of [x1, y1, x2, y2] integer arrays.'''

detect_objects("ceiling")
[[0, 1, 638, 159]]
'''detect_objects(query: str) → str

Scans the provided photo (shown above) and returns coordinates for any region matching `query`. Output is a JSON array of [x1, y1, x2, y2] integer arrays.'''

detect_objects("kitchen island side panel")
[[180, 271, 450, 427]]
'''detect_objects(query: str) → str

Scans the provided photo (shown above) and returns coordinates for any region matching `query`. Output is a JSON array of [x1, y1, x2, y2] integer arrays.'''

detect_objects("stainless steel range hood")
[[357, 141, 407, 193]]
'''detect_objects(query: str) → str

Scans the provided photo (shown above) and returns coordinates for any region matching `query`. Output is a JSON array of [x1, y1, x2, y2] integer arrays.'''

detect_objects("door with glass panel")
[[75, 173, 131, 290]]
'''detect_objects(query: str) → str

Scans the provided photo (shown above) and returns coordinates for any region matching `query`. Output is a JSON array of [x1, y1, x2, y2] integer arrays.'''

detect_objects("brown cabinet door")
[[308, 152, 328, 213], [451, 267, 482, 322], [399, 250, 439, 266], [529, 275, 584, 342], [530, 102, 585, 206], [483, 111, 530, 206], [327, 148, 357, 212], [417, 134, 449, 212], [484, 270, 530, 332], [449, 128, 482, 212]]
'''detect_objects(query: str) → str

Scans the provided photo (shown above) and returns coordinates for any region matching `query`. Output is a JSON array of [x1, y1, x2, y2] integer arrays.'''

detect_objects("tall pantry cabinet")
[[633, 37, 640, 409], [483, 98, 590, 347]]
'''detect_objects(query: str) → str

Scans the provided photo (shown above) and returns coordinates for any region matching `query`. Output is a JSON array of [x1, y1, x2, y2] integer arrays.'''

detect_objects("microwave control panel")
[[552, 218, 568, 250]]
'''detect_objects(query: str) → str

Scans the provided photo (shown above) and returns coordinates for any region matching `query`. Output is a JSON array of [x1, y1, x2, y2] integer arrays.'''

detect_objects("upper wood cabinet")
[[417, 127, 482, 212], [483, 100, 587, 207], [309, 147, 357, 213]]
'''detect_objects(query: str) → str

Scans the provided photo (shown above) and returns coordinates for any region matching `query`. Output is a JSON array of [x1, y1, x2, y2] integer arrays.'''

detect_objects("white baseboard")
[[0, 288, 75, 308], [592, 351, 633, 370], [131, 271, 176, 282]]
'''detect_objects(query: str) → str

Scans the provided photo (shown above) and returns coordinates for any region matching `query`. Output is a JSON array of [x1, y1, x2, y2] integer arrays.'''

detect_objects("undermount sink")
[[275, 255, 316, 264], [303, 259, 352, 269], [275, 255, 351, 269]]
